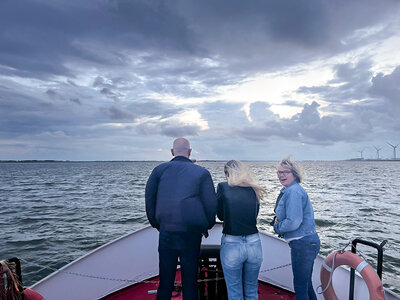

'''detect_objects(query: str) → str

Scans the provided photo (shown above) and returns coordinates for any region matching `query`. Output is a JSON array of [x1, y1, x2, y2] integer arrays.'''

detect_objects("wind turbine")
[[357, 148, 365, 160], [374, 146, 382, 160], [387, 142, 399, 160]]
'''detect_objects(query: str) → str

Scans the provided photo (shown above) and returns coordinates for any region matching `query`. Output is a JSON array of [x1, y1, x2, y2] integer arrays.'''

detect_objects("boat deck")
[[29, 224, 400, 300], [102, 269, 295, 300]]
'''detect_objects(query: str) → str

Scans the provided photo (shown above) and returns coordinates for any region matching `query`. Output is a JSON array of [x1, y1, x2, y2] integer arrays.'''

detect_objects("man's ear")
[[171, 149, 174, 156], [188, 148, 192, 157]]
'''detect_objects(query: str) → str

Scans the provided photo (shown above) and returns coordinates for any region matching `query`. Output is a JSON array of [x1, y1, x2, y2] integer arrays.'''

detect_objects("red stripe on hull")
[[102, 270, 294, 300]]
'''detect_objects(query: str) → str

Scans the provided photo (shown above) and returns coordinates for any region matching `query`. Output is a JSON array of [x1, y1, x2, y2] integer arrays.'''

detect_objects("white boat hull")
[[31, 224, 399, 300]]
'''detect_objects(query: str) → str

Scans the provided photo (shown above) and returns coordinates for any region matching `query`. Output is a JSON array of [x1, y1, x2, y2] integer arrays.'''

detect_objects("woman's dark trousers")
[[289, 233, 320, 300]]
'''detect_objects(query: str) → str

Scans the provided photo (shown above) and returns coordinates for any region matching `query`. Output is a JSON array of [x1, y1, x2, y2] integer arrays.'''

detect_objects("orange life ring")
[[24, 288, 45, 300], [320, 250, 385, 300]]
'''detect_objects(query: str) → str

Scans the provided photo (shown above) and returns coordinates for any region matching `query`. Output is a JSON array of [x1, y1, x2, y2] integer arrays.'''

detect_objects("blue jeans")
[[157, 231, 202, 300], [220, 233, 263, 300], [289, 233, 320, 300]]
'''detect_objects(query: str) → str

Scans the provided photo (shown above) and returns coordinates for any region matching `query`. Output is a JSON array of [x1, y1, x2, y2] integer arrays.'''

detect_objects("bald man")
[[145, 138, 217, 300]]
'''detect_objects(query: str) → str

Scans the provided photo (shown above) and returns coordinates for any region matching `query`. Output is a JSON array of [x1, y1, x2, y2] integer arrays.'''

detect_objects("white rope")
[[316, 251, 338, 295]]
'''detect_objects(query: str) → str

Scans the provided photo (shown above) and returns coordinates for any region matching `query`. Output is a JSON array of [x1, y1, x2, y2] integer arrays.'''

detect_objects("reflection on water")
[[0, 161, 399, 294]]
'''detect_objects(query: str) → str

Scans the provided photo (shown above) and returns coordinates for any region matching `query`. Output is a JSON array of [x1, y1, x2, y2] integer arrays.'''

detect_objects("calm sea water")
[[0, 161, 399, 294]]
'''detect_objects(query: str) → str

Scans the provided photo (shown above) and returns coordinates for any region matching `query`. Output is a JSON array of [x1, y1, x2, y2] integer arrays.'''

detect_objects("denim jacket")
[[273, 181, 316, 240]]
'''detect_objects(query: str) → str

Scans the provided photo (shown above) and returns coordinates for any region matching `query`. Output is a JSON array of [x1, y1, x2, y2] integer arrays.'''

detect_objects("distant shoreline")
[[346, 158, 400, 162], [1, 159, 400, 163], [0, 160, 164, 163]]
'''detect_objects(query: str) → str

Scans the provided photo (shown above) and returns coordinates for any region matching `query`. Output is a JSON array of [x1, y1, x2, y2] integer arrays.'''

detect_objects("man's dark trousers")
[[157, 231, 202, 300]]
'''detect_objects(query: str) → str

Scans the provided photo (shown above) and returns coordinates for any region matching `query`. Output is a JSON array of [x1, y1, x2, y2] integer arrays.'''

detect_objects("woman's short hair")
[[224, 160, 266, 201], [279, 157, 303, 183]]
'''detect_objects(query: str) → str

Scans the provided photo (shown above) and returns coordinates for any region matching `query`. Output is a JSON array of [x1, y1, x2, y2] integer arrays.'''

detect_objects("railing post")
[[348, 239, 387, 300]]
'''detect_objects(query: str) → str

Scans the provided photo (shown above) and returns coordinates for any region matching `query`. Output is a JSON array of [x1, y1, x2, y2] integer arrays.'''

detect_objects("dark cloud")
[[369, 66, 400, 114], [0, 87, 54, 137], [175, 0, 399, 73], [237, 101, 373, 145], [0, 77, 188, 142], [0, 83, 104, 139], [46, 89, 58, 98], [1, 0, 398, 81], [70, 98, 82, 105], [0, 0, 195, 78], [103, 106, 135, 121], [298, 60, 374, 103], [296, 62, 400, 130], [333, 60, 373, 84], [92, 76, 129, 101], [100, 87, 119, 100], [290, 61, 400, 143], [264, 1, 330, 46], [93, 76, 114, 88]]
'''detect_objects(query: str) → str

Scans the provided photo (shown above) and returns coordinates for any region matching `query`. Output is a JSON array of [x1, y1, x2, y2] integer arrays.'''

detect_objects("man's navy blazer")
[[145, 156, 217, 233]]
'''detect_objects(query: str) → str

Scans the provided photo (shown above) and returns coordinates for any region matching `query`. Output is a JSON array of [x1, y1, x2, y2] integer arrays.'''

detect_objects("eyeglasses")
[[277, 170, 292, 175]]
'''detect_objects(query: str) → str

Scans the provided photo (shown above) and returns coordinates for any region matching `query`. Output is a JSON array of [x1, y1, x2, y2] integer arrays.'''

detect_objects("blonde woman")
[[217, 160, 266, 300], [273, 157, 320, 300]]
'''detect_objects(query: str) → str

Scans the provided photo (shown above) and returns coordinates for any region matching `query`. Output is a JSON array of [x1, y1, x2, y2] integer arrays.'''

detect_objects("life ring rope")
[[322, 260, 333, 272], [317, 251, 338, 294], [319, 250, 385, 300]]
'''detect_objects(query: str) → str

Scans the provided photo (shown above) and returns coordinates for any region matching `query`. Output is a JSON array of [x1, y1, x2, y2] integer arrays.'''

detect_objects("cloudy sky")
[[1, 0, 400, 161]]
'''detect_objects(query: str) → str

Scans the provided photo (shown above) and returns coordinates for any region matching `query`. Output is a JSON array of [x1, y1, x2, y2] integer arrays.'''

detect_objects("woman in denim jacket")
[[217, 160, 267, 300], [273, 157, 320, 300]]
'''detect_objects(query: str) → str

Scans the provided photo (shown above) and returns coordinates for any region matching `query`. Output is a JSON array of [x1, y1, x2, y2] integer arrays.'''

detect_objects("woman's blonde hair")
[[279, 156, 303, 183], [224, 160, 267, 201]]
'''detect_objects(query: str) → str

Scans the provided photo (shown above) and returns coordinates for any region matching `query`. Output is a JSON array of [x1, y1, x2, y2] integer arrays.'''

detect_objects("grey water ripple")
[[0, 160, 399, 295]]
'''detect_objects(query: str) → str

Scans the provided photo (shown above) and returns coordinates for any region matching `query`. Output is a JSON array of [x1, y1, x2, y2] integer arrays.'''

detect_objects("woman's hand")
[[275, 218, 279, 224]]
